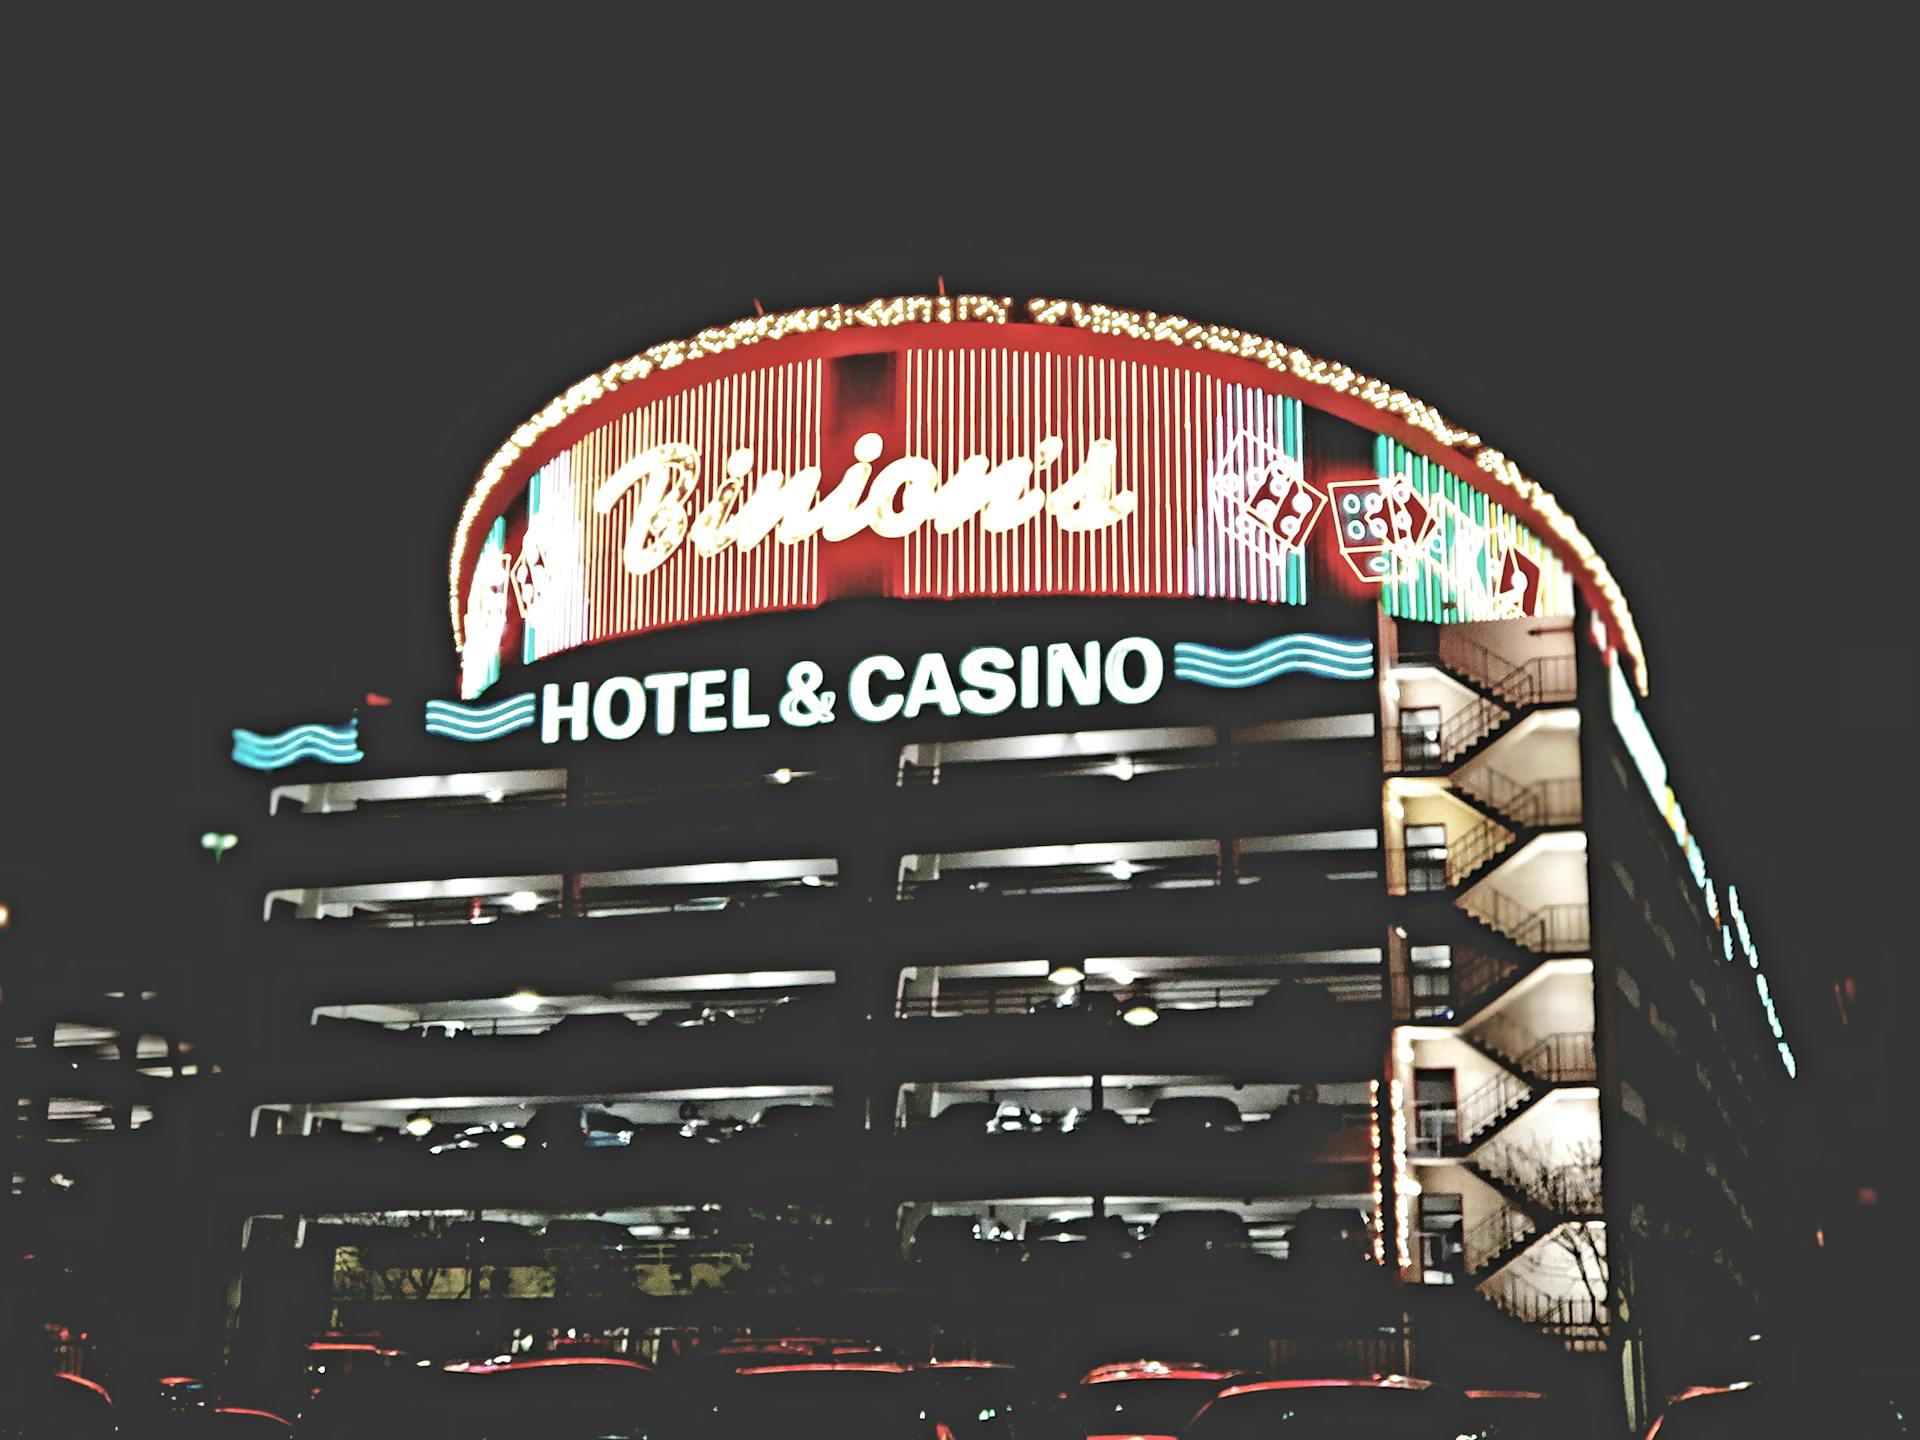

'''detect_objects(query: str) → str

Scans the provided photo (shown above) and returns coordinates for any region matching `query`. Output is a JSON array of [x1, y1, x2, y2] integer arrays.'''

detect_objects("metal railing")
[[1434, 636, 1578, 709], [1514, 1030, 1596, 1084], [1455, 770, 1582, 830], [896, 977, 1282, 1019], [1388, 644, 1577, 773], [1464, 1201, 1535, 1272], [1453, 946, 1526, 1009], [1456, 1068, 1533, 1143], [1481, 1273, 1607, 1339], [1452, 1031, 1595, 1146], [335, 994, 804, 1039], [1475, 1154, 1604, 1215], [1443, 819, 1518, 888], [1459, 893, 1589, 955]]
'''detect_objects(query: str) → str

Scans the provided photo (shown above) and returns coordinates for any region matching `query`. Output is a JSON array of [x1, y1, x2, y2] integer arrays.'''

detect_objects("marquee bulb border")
[[449, 294, 1647, 693]]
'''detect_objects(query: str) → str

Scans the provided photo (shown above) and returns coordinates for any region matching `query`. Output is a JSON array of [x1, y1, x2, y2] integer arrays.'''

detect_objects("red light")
[[215, 1408, 292, 1425], [733, 1363, 908, 1375], [1081, 1362, 1240, 1385], [57, 1374, 112, 1403], [1858, 1187, 1880, 1207], [446, 1356, 654, 1374], [1215, 1377, 1432, 1399], [364, 693, 393, 707]]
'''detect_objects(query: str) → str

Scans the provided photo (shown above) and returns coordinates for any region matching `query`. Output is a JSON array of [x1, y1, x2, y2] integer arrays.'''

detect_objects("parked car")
[[541, 1218, 638, 1249], [1644, 1381, 1912, 1438], [3, 1373, 116, 1440], [1021, 1214, 1134, 1264], [1141, 1209, 1251, 1257], [1147, 1096, 1245, 1135], [1462, 1387, 1591, 1439], [446, 1219, 539, 1265], [915, 1361, 1031, 1439], [524, 1104, 635, 1150], [923, 1102, 1003, 1140], [1069, 1361, 1254, 1440], [911, 1214, 985, 1264], [1184, 1376, 1468, 1439], [747, 1103, 837, 1141], [693, 1362, 956, 1439], [540, 1012, 645, 1050], [303, 1356, 670, 1439], [1058, 1107, 1132, 1141]]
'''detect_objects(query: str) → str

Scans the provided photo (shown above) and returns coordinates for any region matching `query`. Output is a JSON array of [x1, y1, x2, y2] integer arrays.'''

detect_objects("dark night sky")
[[4, 12, 1910, 1077]]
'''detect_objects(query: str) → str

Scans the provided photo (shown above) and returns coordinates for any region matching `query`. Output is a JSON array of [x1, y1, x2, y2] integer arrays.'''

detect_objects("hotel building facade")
[[194, 296, 1797, 1427]]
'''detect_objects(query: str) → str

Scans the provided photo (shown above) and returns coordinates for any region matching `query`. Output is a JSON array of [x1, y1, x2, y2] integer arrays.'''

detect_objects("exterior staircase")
[[1446, 945, 1531, 1021], [1444, 776, 1583, 892], [1463, 1157, 1606, 1281], [1455, 890, 1590, 957], [1389, 640, 1576, 774], [1476, 1274, 1608, 1352], [1447, 1031, 1597, 1153]]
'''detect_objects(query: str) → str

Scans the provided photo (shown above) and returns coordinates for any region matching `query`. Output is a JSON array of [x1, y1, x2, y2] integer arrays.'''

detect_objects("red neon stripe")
[[447, 1356, 653, 1374], [215, 1407, 292, 1425], [1215, 1376, 1432, 1398], [57, 1373, 112, 1403], [1081, 1363, 1239, 1385], [734, 1362, 907, 1375]]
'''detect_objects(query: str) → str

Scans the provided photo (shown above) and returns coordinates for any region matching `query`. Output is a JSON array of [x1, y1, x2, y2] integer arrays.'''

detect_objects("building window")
[[1405, 824, 1450, 893], [1416, 1192, 1463, 1283], [1413, 1068, 1458, 1154], [1399, 707, 1442, 768]]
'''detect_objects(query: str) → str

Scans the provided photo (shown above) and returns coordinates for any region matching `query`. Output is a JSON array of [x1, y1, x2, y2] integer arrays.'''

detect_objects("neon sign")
[[1727, 885, 1796, 1078], [1609, 656, 1713, 902], [231, 719, 362, 771], [450, 308, 1639, 698], [540, 637, 1166, 743], [589, 430, 1135, 584], [421, 632, 1372, 746]]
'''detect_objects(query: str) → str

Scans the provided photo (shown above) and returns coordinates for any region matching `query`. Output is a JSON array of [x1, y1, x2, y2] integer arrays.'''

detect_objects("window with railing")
[[895, 831, 1380, 900], [895, 716, 1375, 788], [894, 961, 1384, 1020], [266, 859, 839, 926]]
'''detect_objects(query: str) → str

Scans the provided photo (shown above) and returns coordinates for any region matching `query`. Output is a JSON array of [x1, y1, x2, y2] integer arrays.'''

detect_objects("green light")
[[199, 832, 239, 862]]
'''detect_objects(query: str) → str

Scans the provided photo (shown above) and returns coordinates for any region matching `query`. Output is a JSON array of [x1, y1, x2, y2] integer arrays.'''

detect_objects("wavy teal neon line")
[[1171, 634, 1374, 688], [425, 716, 535, 741], [1173, 635, 1373, 665], [1172, 649, 1372, 671], [233, 722, 359, 748], [1173, 658, 1372, 688], [424, 712, 535, 734], [1173, 654, 1374, 678], [1173, 655, 1374, 677], [233, 733, 361, 753], [231, 719, 362, 770], [425, 694, 536, 722], [426, 718, 537, 737], [424, 692, 536, 741], [232, 733, 360, 760]]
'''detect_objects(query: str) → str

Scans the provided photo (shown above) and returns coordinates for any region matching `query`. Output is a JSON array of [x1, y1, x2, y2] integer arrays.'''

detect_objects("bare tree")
[[1480, 1138, 1608, 1331], [330, 1212, 464, 1303]]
